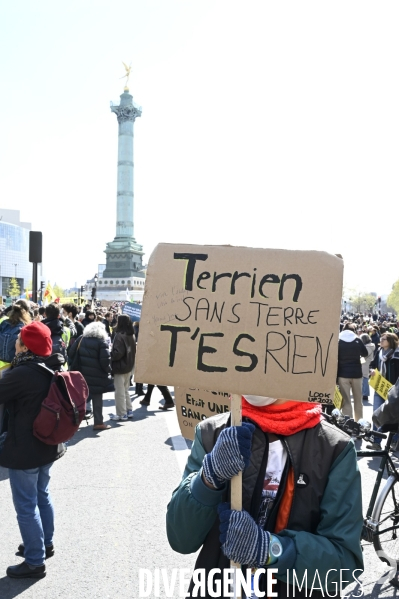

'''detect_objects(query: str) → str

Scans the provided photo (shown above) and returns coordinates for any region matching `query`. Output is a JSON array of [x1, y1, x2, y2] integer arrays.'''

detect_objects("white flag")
[[126, 288, 130, 301]]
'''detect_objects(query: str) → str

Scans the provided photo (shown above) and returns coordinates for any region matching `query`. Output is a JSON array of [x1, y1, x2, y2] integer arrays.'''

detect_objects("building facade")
[[0, 209, 35, 298], [85, 274, 145, 303]]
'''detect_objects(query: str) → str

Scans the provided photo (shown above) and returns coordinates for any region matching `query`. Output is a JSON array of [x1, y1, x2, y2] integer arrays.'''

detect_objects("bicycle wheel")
[[373, 475, 399, 565]]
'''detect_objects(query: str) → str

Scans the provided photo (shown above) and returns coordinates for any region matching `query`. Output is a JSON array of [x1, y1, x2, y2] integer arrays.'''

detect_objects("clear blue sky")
[[0, 1, 398, 295]]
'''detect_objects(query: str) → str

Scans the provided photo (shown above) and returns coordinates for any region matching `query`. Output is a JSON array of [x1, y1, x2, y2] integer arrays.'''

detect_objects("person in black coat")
[[41, 303, 67, 364], [369, 326, 380, 358], [337, 323, 368, 421], [102, 312, 113, 337], [68, 321, 112, 430], [109, 315, 136, 421], [81, 310, 95, 328], [366, 332, 399, 449], [0, 321, 65, 580], [132, 321, 144, 396]]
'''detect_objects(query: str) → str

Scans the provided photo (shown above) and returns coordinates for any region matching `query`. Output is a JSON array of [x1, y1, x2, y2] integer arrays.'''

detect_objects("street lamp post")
[[12, 264, 18, 300], [91, 274, 98, 309]]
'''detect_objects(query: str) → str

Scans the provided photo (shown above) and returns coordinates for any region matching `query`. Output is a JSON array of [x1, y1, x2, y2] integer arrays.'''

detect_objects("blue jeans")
[[9, 463, 54, 566], [362, 376, 370, 397], [372, 392, 384, 433]]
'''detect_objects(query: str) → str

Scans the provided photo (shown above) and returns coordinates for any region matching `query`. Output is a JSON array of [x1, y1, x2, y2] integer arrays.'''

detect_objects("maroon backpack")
[[29, 363, 89, 445]]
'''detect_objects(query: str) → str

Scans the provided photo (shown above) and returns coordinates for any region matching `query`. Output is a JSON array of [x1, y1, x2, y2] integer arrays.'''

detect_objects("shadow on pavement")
[[0, 466, 9, 482], [0, 575, 41, 598], [368, 582, 397, 597], [66, 420, 110, 448], [131, 405, 160, 422]]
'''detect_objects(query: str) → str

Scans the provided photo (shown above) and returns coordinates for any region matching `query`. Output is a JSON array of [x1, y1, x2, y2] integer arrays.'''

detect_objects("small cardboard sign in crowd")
[[174, 388, 230, 441], [369, 369, 393, 402], [135, 244, 343, 404]]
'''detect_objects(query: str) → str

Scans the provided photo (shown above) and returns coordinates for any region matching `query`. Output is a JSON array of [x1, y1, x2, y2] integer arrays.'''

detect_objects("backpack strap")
[[24, 361, 55, 377], [76, 336, 83, 352]]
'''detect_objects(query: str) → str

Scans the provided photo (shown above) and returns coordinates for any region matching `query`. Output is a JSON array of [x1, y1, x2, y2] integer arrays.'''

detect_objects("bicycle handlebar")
[[324, 411, 387, 440]]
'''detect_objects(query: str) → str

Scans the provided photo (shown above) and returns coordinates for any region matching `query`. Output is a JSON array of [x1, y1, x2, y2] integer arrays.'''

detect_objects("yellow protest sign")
[[333, 386, 343, 410], [369, 369, 393, 401]]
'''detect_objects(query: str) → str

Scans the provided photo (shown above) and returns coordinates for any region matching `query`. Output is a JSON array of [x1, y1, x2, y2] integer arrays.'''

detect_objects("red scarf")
[[241, 397, 322, 436]]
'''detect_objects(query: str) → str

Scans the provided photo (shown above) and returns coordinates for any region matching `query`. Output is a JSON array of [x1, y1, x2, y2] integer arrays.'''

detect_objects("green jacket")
[[166, 414, 363, 598]]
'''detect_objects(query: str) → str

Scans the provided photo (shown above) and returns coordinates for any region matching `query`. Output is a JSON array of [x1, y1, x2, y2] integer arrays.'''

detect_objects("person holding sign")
[[366, 332, 399, 450], [166, 395, 363, 598]]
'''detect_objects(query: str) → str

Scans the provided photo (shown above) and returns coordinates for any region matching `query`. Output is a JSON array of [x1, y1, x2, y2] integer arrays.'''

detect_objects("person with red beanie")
[[0, 321, 66, 580], [166, 395, 363, 598]]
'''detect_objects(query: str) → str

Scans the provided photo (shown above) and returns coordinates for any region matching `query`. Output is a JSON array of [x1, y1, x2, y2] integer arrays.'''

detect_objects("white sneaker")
[[127, 410, 134, 418], [109, 413, 127, 421]]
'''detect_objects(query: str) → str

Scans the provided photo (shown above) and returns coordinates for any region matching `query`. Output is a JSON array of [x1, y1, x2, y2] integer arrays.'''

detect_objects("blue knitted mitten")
[[202, 423, 255, 489], [218, 503, 270, 567]]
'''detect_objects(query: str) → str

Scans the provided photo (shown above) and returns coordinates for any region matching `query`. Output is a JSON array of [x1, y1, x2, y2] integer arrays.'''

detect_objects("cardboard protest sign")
[[333, 386, 343, 410], [174, 388, 231, 440], [135, 244, 343, 402], [369, 369, 393, 401], [122, 302, 142, 321]]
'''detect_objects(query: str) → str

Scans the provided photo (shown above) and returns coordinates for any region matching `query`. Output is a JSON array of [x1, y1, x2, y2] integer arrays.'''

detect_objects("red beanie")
[[20, 322, 52, 357]]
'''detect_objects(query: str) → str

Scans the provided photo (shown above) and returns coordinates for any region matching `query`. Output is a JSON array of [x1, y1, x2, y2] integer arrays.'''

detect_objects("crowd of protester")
[[0, 298, 175, 427], [338, 311, 399, 449], [1, 296, 398, 585], [0, 296, 176, 579]]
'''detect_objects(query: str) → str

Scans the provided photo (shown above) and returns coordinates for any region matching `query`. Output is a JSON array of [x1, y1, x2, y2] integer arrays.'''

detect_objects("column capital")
[[111, 104, 142, 124]]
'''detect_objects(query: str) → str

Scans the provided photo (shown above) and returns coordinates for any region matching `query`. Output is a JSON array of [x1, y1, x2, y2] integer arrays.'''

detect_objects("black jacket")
[[102, 319, 112, 337], [337, 332, 368, 378], [73, 320, 84, 340], [82, 317, 95, 328], [42, 317, 67, 362], [111, 332, 136, 375], [370, 348, 399, 385], [0, 361, 66, 469], [68, 332, 112, 395], [370, 332, 380, 357]]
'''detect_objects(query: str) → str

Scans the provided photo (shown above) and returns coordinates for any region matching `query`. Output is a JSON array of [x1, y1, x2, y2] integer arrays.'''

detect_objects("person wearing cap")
[[0, 321, 66, 580]]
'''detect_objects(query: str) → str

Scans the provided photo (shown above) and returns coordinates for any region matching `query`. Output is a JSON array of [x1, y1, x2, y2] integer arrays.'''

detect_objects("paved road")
[[0, 388, 398, 598]]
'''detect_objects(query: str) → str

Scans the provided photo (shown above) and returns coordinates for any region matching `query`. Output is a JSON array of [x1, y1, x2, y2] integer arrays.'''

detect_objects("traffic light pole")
[[32, 263, 38, 303]]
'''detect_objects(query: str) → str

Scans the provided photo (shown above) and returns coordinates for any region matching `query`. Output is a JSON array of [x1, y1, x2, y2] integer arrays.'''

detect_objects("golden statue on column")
[[121, 62, 132, 91]]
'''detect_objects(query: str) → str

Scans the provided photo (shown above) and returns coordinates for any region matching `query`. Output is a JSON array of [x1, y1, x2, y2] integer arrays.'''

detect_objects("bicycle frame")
[[358, 431, 399, 541]]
